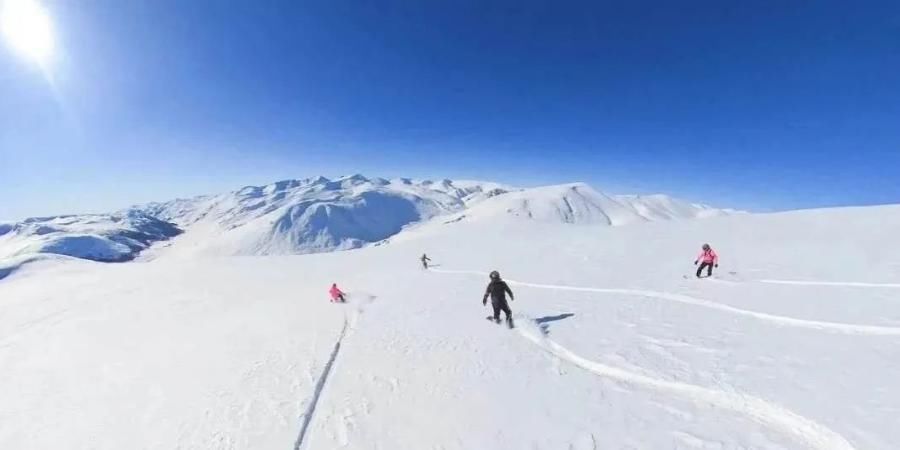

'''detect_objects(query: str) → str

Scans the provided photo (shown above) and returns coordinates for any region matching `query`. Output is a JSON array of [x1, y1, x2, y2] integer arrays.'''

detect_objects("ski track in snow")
[[516, 322, 857, 450], [294, 301, 367, 450], [760, 280, 900, 288], [430, 269, 900, 336], [293, 317, 348, 450], [433, 269, 859, 449]]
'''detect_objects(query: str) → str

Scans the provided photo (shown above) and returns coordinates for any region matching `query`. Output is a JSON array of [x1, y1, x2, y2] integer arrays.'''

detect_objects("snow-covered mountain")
[[142, 175, 510, 227], [0, 211, 181, 263], [138, 175, 511, 256], [141, 175, 737, 257], [450, 183, 737, 226], [1, 175, 737, 263], [3, 202, 900, 449]]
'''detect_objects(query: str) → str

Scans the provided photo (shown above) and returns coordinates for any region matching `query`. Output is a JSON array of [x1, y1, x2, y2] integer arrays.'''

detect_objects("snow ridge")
[[0, 211, 181, 263], [138, 175, 513, 257], [142, 176, 735, 257], [2, 175, 736, 263], [457, 183, 736, 225]]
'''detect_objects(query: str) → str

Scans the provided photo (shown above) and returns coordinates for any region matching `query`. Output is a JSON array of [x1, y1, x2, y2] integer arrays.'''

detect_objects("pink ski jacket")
[[329, 285, 344, 300], [697, 249, 718, 264]]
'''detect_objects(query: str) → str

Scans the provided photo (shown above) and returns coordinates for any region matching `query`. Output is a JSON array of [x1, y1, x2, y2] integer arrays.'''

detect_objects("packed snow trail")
[[516, 320, 857, 450], [430, 269, 900, 335]]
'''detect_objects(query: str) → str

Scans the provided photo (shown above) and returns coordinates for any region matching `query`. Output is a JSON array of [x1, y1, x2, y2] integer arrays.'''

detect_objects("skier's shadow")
[[534, 313, 575, 336]]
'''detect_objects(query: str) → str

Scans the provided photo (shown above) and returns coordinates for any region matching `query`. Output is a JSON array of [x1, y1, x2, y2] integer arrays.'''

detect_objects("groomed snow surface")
[[2, 198, 900, 449]]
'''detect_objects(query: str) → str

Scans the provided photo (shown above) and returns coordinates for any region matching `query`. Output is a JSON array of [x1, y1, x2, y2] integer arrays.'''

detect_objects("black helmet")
[[489, 270, 500, 280], [702, 243, 711, 250]]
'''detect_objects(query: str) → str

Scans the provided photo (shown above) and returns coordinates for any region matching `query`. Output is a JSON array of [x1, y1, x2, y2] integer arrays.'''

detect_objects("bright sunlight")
[[0, 0, 54, 66]]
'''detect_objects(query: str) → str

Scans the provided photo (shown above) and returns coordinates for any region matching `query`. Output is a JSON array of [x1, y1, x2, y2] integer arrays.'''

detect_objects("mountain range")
[[0, 175, 737, 263]]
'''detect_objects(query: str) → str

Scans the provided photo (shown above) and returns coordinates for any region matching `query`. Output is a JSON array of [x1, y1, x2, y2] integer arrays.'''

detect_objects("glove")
[[715, 264, 719, 268], [694, 260, 698, 265], [482, 298, 487, 306]]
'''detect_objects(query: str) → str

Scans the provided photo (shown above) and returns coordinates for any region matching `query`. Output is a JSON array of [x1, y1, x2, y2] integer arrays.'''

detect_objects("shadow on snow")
[[534, 313, 575, 336]]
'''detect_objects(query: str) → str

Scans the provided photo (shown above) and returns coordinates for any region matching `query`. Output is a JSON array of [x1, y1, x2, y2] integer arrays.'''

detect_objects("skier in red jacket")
[[694, 244, 719, 278], [329, 283, 346, 303]]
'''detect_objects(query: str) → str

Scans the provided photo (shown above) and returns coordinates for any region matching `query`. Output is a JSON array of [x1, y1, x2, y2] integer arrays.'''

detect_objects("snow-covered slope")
[[0, 211, 181, 263], [1, 175, 735, 263], [139, 176, 735, 257], [452, 183, 737, 225], [138, 175, 511, 256], [2, 204, 899, 449]]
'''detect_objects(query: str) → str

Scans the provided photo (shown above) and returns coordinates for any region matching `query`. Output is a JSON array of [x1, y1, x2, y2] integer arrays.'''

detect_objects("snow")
[[453, 183, 737, 225], [136, 175, 515, 257], [0, 176, 735, 263], [134, 176, 735, 258], [0, 253, 80, 281], [0, 212, 181, 263], [2, 202, 900, 449]]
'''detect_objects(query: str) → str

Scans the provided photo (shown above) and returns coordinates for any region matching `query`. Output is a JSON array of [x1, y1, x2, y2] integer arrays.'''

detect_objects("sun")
[[1, 0, 55, 66]]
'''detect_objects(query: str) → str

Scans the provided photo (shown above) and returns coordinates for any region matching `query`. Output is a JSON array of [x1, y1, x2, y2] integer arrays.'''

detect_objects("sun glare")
[[1, 0, 55, 66]]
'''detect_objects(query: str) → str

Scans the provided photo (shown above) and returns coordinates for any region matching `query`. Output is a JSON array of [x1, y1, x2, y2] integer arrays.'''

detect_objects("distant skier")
[[329, 283, 346, 303], [694, 243, 719, 278], [421, 253, 431, 269], [483, 271, 514, 326]]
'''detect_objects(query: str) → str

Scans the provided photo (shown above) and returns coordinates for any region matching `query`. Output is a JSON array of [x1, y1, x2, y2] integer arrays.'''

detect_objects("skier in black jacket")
[[483, 270, 514, 326]]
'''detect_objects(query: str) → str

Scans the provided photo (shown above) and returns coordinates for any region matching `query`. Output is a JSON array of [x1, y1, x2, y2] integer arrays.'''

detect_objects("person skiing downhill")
[[694, 244, 719, 278], [329, 283, 346, 303], [483, 271, 514, 326], [421, 253, 431, 269]]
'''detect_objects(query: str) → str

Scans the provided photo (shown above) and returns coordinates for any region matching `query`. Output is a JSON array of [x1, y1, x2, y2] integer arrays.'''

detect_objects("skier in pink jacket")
[[694, 243, 719, 278], [329, 283, 346, 303]]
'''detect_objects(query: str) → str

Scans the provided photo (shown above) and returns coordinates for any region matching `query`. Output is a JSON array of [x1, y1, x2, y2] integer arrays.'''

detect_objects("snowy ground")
[[2, 205, 900, 449]]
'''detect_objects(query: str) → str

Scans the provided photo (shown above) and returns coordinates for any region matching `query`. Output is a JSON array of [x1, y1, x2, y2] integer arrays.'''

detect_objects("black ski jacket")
[[483, 280, 514, 304]]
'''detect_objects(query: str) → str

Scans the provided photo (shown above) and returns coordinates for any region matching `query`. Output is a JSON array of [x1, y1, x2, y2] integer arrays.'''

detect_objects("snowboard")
[[683, 271, 740, 281], [485, 316, 515, 329]]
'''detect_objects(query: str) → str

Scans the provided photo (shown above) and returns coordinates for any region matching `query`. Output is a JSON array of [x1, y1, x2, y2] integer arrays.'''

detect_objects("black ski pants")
[[492, 298, 512, 321], [696, 262, 714, 278]]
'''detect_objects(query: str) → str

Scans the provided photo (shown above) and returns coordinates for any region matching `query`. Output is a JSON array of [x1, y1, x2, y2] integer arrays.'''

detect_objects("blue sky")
[[2, 0, 899, 220]]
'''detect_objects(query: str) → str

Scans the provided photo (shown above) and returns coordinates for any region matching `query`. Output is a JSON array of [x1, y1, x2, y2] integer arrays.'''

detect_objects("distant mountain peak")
[[1, 175, 736, 263], [0, 212, 182, 263], [337, 174, 370, 184]]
